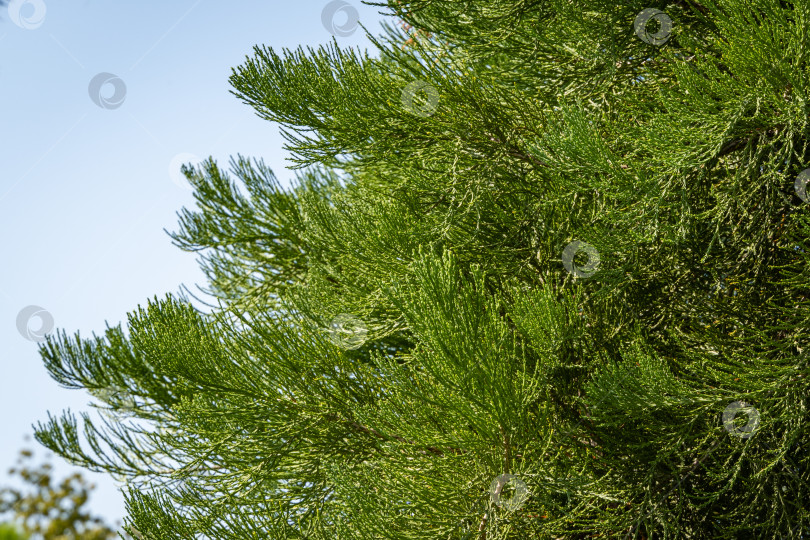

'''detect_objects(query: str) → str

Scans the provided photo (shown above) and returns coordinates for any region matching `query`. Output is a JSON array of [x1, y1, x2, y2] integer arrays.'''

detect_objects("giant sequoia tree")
[[32, 0, 810, 537]]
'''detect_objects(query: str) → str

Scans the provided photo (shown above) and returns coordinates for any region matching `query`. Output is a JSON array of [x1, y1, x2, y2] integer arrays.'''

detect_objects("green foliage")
[[31, 0, 810, 537]]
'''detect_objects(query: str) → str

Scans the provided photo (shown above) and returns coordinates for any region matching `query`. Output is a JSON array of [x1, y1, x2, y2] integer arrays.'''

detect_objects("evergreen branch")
[[31, 0, 810, 537]]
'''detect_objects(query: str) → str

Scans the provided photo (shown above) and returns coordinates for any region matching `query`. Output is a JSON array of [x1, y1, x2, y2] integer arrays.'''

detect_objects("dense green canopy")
[[34, 0, 809, 537]]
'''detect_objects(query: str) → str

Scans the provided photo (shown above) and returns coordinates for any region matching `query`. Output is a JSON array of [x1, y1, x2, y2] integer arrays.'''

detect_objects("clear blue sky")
[[1, 0, 393, 527]]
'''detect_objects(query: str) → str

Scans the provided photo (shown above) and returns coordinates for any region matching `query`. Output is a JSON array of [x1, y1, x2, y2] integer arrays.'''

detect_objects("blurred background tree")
[[0, 445, 131, 540], [0, 523, 27, 540]]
